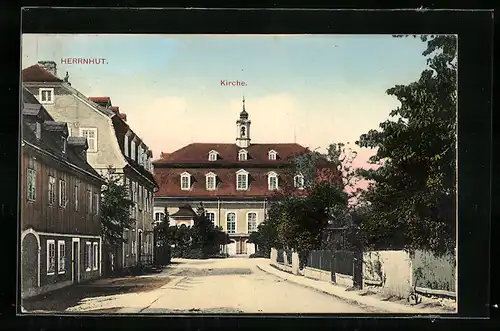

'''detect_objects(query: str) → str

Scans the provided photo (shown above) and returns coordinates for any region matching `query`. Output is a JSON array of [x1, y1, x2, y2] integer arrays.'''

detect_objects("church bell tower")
[[236, 96, 251, 148]]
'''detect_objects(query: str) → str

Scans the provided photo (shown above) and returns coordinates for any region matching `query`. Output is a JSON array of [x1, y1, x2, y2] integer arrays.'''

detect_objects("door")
[[21, 234, 39, 294], [138, 232, 143, 264], [73, 241, 79, 284]]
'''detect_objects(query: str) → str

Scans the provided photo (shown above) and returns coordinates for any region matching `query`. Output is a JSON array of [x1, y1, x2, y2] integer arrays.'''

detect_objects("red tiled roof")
[[88, 97, 111, 103], [153, 143, 308, 165], [160, 152, 170, 159], [119, 113, 127, 121], [154, 167, 298, 198], [22, 64, 63, 83], [109, 106, 120, 113]]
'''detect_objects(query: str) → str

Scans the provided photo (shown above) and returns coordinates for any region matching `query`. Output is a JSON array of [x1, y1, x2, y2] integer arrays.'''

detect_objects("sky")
[[21, 34, 429, 172]]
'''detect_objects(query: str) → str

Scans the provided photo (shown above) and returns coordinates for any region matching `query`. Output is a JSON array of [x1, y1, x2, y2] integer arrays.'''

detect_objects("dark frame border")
[[3, 7, 494, 330]]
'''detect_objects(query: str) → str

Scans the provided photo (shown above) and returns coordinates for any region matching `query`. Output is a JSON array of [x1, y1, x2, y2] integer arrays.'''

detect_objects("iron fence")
[[333, 250, 355, 276], [306, 250, 333, 272], [284, 249, 293, 265]]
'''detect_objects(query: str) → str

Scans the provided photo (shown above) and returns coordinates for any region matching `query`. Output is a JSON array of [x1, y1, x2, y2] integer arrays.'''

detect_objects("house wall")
[[155, 200, 266, 235], [21, 152, 101, 236], [24, 85, 126, 171]]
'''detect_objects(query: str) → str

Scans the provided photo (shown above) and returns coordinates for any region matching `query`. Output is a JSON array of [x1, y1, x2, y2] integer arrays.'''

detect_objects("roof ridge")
[[33, 64, 63, 82]]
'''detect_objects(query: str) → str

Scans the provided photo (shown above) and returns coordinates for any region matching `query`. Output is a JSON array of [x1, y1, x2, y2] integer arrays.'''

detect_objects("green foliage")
[[355, 35, 457, 257], [100, 170, 135, 249], [155, 203, 228, 259]]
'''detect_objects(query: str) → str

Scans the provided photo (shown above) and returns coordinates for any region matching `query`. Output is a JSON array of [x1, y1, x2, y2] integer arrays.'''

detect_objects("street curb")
[[256, 265, 388, 313]]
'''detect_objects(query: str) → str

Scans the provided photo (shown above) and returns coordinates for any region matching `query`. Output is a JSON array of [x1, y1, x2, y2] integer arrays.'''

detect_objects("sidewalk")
[[257, 263, 454, 314]]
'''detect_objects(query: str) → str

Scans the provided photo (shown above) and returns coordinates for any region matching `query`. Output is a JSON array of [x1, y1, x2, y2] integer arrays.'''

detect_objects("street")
[[27, 257, 368, 314]]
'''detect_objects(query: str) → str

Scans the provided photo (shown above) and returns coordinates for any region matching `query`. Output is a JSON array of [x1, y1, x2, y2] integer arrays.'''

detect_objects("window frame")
[[85, 242, 92, 271], [46, 240, 56, 275], [131, 141, 136, 161], [79, 127, 98, 153], [93, 192, 99, 215], [124, 134, 129, 157], [59, 178, 67, 207], [206, 211, 216, 225], [294, 173, 305, 189], [236, 169, 249, 191], [238, 149, 248, 161], [87, 188, 92, 213], [205, 172, 217, 190], [92, 242, 99, 271], [208, 150, 218, 161], [74, 182, 79, 211], [57, 240, 66, 274], [268, 150, 277, 160], [268, 171, 279, 191], [39, 87, 54, 104], [247, 212, 258, 233], [226, 211, 237, 234], [48, 175, 56, 206], [27, 167, 36, 201], [180, 172, 191, 190]]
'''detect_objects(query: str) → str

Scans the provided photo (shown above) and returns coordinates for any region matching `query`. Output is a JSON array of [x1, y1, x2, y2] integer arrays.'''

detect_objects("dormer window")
[[294, 173, 305, 189], [35, 122, 42, 140], [205, 172, 217, 190], [238, 149, 248, 161], [131, 141, 136, 161], [124, 135, 129, 157], [208, 150, 218, 161], [268, 171, 279, 190], [236, 169, 249, 190], [61, 137, 67, 154], [39, 88, 54, 104], [180, 172, 191, 190], [268, 150, 277, 160]]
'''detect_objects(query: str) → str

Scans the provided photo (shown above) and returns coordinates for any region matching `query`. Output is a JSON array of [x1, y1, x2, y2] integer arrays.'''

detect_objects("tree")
[[100, 169, 135, 249], [356, 35, 457, 257]]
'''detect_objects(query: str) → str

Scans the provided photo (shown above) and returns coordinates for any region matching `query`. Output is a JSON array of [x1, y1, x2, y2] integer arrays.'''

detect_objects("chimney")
[[38, 61, 57, 77], [119, 113, 127, 121]]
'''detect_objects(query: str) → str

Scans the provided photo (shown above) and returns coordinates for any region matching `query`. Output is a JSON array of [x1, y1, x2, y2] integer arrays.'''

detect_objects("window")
[[206, 212, 215, 224], [85, 242, 92, 271], [236, 169, 248, 190], [268, 172, 278, 190], [87, 189, 92, 213], [226, 212, 236, 234], [48, 176, 56, 205], [124, 178, 130, 199], [58, 241, 66, 274], [205, 172, 216, 190], [93, 192, 99, 214], [59, 179, 67, 207], [268, 150, 277, 160], [124, 135, 129, 156], [39, 88, 54, 104], [80, 128, 98, 152], [208, 150, 218, 161], [74, 183, 79, 211], [47, 240, 56, 275], [35, 122, 42, 140], [92, 242, 99, 270], [247, 212, 257, 232], [27, 166, 36, 201], [238, 149, 248, 161], [67, 127, 72, 137], [131, 141, 136, 161], [180, 172, 191, 190], [61, 137, 67, 154], [155, 212, 165, 222], [294, 174, 305, 189]]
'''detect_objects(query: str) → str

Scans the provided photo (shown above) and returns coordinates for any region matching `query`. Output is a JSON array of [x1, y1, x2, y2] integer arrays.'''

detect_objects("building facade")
[[153, 99, 308, 256], [22, 62, 159, 271], [21, 87, 106, 298]]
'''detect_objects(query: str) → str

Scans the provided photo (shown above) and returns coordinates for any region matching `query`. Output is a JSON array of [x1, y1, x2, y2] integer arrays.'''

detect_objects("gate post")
[[331, 251, 337, 283]]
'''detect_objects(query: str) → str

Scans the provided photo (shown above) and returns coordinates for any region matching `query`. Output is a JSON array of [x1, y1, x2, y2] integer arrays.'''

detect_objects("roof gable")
[[22, 64, 63, 83]]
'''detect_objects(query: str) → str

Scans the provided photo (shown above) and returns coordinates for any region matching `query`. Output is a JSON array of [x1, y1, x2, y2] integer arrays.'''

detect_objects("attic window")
[[205, 172, 217, 190], [268, 171, 279, 190], [268, 150, 277, 160], [208, 150, 218, 161], [238, 149, 248, 161], [39, 88, 54, 104], [35, 122, 42, 140], [61, 137, 67, 154], [180, 172, 191, 190], [294, 173, 305, 189]]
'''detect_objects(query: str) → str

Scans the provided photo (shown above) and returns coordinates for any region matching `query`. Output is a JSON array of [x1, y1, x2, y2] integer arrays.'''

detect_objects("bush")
[[249, 252, 267, 258], [183, 248, 206, 259]]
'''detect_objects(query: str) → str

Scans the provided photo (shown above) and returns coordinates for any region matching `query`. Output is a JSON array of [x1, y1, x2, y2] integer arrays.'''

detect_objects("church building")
[[152, 98, 308, 255]]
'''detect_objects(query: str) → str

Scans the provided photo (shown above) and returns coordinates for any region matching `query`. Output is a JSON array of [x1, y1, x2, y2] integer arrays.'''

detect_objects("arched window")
[[226, 212, 236, 234], [247, 212, 257, 232]]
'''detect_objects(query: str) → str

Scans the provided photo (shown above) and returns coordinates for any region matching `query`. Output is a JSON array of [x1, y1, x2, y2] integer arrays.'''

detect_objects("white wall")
[[246, 242, 256, 255], [227, 241, 236, 255], [363, 250, 413, 298]]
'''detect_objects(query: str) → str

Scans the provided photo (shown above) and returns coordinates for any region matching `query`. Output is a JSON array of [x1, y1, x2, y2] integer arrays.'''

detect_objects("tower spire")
[[242, 95, 245, 111]]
